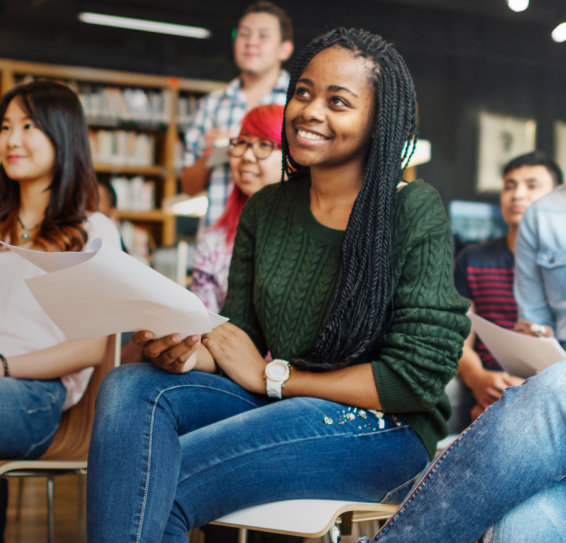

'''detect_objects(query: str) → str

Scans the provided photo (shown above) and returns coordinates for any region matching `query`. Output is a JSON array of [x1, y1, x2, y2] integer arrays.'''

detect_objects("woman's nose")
[[301, 99, 325, 122], [242, 145, 257, 162]]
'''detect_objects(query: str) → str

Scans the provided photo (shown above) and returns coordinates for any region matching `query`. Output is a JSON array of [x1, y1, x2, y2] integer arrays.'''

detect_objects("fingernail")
[[174, 335, 181, 343], [191, 335, 199, 341], [144, 332, 151, 339]]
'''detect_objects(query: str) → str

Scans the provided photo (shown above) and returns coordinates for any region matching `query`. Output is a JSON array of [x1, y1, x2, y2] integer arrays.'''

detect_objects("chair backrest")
[[39, 335, 117, 461]]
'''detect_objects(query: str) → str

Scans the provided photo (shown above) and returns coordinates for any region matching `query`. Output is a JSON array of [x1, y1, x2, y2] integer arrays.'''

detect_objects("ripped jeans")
[[86, 364, 428, 543], [357, 359, 566, 543]]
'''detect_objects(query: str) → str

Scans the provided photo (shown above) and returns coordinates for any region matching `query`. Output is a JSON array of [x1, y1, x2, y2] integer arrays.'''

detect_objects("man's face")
[[500, 165, 555, 227], [233, 13, 292, 76]]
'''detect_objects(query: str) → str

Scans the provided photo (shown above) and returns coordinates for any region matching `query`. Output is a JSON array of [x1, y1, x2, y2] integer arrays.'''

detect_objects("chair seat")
[[0, 460, 87, 477], [212, 499, 398, 538]]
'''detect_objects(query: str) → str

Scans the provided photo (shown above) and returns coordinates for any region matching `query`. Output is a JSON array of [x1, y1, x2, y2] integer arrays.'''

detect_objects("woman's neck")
[[18, 178, 51, 227], [309, 161, 365, 231]]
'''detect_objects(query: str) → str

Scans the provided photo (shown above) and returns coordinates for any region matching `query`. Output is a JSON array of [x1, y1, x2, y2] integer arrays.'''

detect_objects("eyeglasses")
[[229, 138, 280, 160]]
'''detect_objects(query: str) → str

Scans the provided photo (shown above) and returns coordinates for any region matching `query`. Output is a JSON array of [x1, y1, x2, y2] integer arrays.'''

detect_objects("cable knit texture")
[[222, 176, 470, 458]]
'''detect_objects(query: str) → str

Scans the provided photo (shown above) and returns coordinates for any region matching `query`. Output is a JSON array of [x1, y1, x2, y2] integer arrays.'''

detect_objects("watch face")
[[266, 361, 289, 382]]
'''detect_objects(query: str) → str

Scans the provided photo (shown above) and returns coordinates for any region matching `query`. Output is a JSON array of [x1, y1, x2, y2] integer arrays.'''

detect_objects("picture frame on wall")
[[476, 112, 536, 193]]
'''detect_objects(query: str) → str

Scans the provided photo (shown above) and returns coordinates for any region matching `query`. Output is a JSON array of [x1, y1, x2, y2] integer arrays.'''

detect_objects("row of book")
[[89, 129, 156, 167], [110, 175, 155, 212], [15, 75, 201, 126], [119, 221, 153, 260], [79, 86, 172, 124]]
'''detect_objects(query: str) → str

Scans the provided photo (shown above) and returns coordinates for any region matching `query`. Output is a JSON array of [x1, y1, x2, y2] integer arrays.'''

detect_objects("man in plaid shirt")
[[181, 2, 293, 228]]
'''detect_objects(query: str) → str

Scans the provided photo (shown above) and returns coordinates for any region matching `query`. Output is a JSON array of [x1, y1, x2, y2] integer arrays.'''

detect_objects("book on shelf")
[[89, 129, 155, 167], [110, 175, 155, 212], [80, 86, 172, 124], [119, 220, 154, 260]]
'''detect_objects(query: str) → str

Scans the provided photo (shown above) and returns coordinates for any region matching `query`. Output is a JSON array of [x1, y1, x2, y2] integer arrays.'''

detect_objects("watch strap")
[[266, 378, 283, 399]]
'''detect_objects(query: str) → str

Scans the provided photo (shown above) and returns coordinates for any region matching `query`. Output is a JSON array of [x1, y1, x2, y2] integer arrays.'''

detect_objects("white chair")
[[211, 499, 398, 543]]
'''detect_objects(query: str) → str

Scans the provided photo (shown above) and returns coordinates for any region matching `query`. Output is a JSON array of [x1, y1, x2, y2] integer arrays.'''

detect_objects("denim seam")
[[373, 407, 484, 537], [135, 383, 264, 543], [21, 419, 61, 459], [178, 425, 411, 486]]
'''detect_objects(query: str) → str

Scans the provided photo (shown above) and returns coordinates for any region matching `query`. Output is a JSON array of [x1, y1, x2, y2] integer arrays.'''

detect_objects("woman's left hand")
[[202, 323, 267, 394], [514, 320, 554, 338]]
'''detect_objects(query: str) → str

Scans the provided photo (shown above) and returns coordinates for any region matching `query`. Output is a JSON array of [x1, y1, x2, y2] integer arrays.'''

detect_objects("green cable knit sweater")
[[222, 176, 470, 459]]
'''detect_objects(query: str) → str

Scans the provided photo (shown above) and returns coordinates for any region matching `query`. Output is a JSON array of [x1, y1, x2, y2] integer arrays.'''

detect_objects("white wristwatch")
[[264, 359, 291, 399]]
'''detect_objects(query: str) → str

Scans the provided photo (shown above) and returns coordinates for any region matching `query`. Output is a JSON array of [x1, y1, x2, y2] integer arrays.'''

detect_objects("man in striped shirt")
[[181, 2, 293, 228], [449, 151, 562, 431]]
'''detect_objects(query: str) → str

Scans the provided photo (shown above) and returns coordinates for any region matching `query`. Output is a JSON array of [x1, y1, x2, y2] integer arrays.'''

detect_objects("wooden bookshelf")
[[0, 58, 226, 247]]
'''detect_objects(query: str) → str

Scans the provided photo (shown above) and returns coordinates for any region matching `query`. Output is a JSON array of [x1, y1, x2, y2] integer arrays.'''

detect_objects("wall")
[[1, 0, 565, 205]]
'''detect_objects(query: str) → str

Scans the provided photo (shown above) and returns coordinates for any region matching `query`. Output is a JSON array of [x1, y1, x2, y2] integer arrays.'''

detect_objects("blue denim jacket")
[[515, 184, 566, 347]]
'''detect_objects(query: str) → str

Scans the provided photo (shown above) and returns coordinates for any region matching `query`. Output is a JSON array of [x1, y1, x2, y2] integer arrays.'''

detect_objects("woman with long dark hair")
[[87, 28, 469, 542], [0, 81, 120, 536]]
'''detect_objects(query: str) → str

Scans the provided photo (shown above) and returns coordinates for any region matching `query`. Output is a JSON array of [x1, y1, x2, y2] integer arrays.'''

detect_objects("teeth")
[[298, 129, 327, 141]]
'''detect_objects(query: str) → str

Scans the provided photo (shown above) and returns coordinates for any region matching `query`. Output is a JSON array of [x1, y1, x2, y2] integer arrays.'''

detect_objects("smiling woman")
[[86, 28, 470, 543]]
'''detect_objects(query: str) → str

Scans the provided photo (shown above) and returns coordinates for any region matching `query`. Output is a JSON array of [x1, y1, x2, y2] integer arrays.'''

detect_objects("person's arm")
[[514, 205, 555, 328], [457, 303, 521, 410], [180, 155, 212, 196], [1, 337, 107, 379]]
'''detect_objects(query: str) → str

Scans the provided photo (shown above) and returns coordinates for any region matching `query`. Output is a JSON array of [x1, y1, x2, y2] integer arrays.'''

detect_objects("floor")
[[4, 477, 378, 542]]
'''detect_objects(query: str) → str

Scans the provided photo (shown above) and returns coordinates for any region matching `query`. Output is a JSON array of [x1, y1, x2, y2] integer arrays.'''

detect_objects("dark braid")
[[281, 28, 418, 371]]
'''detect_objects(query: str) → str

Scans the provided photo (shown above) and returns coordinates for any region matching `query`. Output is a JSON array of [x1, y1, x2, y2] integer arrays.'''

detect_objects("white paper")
[[1, 239, 228, 341], [469, 312, 566, 378]]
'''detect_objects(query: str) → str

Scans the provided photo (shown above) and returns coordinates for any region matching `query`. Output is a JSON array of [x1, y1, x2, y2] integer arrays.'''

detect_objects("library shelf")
[[93, 164, 166, 176], [118, 210, 168, 222]]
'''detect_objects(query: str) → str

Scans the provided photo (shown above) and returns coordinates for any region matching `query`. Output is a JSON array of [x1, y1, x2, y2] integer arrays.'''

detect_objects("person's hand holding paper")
[[0, 238, 228, 343]]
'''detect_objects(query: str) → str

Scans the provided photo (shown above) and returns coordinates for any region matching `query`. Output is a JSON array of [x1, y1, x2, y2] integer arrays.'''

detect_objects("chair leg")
[[238, 527, 248, 543], [78, 473, 87, 543], [323, 522, 342, 543], [47, 477, 55, 543], [15, 478, 24, 522]]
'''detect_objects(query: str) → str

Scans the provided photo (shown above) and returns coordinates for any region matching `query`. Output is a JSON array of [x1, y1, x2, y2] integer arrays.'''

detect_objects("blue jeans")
[[86, 364, 429, 543], [357, 359, 566, 543], [0, 377, 67, 459]]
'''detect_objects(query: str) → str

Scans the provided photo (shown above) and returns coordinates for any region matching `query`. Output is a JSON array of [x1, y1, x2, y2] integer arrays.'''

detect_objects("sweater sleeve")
[[373, 188, 471, 413], [221, 195, 268, 356]]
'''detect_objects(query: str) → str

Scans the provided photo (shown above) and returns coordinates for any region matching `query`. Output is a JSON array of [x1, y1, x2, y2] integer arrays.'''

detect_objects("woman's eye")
[[330, 96, 347, 107], [295, 87, 310, 99], [258, 141, 272, 149], [24, 123, 35, 129]]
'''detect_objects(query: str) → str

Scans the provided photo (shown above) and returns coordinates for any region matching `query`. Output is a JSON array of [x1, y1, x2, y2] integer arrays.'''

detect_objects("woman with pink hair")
[[190, 104, 284, 312]]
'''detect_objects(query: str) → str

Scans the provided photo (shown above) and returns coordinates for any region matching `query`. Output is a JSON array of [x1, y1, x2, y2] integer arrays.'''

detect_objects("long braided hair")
[[283, 28, 418, 371]]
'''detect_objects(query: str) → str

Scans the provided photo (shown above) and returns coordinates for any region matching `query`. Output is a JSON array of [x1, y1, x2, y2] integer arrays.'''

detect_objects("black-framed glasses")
[[229, 138, 280, 160]]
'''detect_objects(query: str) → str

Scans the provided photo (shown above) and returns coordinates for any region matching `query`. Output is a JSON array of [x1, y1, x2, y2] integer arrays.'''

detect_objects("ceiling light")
[[78, 12, 211, 39], [552, 23, 566, 43], [507, 0, 529, 12]]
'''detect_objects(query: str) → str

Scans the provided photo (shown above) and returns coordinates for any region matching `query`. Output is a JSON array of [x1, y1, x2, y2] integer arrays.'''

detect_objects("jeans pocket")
[[379, 476, 418, 505]]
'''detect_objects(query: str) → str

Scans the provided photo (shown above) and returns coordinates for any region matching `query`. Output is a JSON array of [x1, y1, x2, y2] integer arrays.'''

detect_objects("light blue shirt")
[[515, 184, 566, 346]]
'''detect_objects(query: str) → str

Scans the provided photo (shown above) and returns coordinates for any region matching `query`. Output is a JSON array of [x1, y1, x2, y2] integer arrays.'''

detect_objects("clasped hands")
[[132, 323, 268, 394]]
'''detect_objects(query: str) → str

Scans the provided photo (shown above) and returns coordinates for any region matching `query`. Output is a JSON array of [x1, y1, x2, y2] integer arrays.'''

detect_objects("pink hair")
[[215, 104, 284, 244]]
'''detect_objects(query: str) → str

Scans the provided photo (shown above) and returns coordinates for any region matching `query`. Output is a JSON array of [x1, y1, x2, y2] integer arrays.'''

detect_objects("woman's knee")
[[96, 363, 158, 413]]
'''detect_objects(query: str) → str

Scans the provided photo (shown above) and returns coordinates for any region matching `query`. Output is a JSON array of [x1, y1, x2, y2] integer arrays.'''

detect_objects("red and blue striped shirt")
[[454, 237, 517, 371]]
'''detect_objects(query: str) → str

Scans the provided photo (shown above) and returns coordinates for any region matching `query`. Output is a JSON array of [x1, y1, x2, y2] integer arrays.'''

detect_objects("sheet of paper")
[[468, 312, 566, 378], [1, 239, 228, 341]]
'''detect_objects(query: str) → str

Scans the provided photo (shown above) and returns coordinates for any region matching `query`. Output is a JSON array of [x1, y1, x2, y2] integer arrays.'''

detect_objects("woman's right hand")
[[132, 331, 201, 374]]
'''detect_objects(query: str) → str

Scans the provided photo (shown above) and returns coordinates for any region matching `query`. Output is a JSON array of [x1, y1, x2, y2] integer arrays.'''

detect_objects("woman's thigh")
[[486, 478, 566, 543], [166, 400, 429, 536], [0, 377, 67, 459]]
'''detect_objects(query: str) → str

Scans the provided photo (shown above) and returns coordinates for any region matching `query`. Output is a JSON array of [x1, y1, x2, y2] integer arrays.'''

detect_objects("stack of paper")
[[1, 239, 227, 341]]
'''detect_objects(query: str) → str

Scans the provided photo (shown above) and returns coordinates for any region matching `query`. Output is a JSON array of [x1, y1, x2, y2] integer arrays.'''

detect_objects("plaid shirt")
[[184, 70, 290, 227]]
